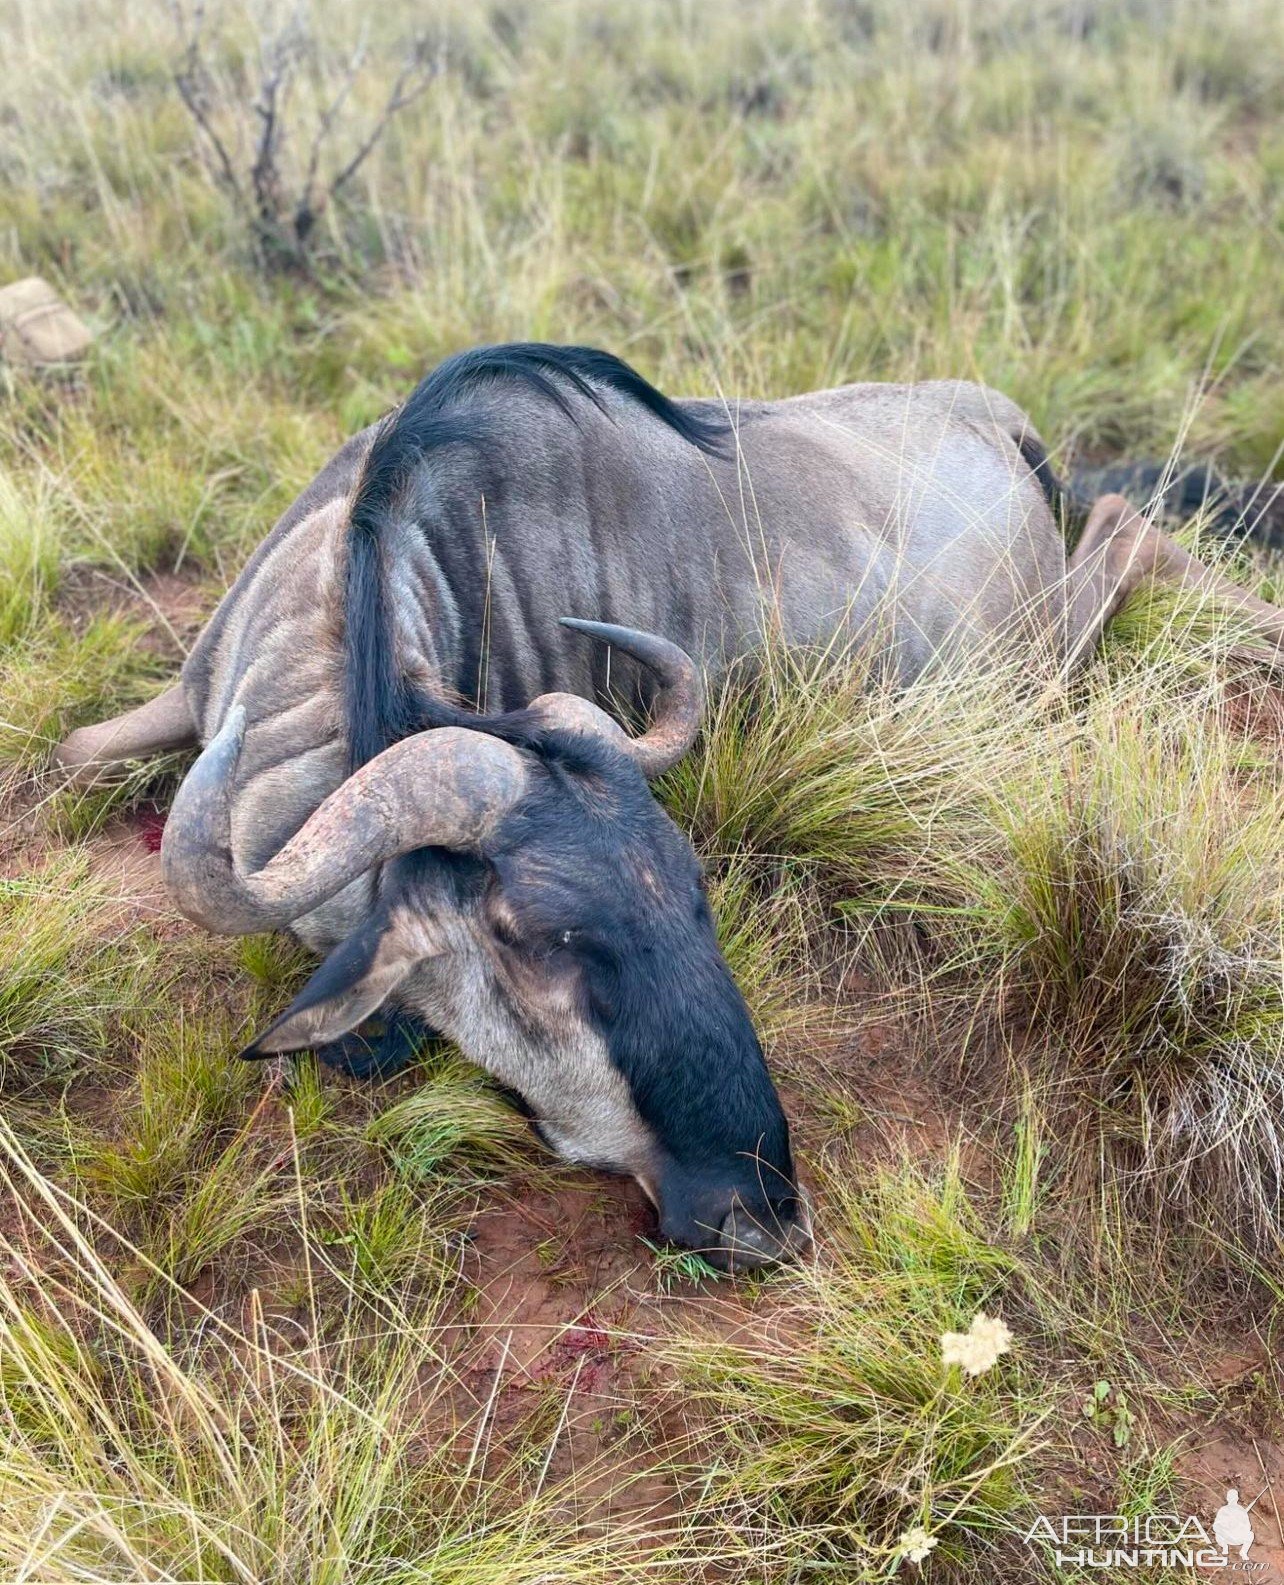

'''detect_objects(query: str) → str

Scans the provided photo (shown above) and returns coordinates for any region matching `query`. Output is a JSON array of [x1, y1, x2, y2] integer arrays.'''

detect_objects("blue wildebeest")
[[56, 345, 1284, 1268]]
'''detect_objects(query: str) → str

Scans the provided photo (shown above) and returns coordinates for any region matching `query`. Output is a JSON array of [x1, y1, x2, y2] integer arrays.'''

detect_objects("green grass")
[[77, 1009, 259, 1209], [0, 469, 62, 645], [2, 0, 1284, 1577], [0, 858, 160, 1084], [664, 1159, 1044, 1579], [367, 1054, 536, 1182]]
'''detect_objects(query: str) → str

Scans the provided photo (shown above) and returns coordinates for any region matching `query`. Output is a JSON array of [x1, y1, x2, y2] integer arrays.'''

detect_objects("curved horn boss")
[[161, 718, 530, 934], [160, 619, 705, 937], [542, 618, 705, 777]]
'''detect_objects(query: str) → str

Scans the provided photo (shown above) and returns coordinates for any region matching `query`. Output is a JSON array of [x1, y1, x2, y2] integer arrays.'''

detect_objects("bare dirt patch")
[[1180, 1429, 1284, 1581], [57, 565, 214, 660]]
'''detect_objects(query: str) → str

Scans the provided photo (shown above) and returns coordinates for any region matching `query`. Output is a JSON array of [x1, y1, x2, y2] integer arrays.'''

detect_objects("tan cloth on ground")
[[0, 277, 93, 366]]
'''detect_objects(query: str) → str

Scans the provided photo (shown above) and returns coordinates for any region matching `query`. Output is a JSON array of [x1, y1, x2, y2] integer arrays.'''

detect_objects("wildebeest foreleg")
[[54, 682, 196, 785], [1062, 493, 1284, 674]]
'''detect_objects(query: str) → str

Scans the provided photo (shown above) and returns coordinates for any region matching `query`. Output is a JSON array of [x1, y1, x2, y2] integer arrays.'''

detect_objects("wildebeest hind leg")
[[315, 1008, 434, 1080], [1061, 493, 1284, 674]]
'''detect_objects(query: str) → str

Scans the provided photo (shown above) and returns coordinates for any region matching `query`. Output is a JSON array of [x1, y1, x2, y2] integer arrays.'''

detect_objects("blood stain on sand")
[[452, 1174, 768, 1533], [135, 805, 167, 853]]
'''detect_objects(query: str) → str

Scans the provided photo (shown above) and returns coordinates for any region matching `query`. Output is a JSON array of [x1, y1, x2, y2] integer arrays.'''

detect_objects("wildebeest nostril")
[[715, 1204, 811, 1272]]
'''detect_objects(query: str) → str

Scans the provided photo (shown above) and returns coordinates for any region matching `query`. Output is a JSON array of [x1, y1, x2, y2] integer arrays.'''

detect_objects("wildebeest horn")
[[550, 618, 704, 777], [161, 708, 529, 934]]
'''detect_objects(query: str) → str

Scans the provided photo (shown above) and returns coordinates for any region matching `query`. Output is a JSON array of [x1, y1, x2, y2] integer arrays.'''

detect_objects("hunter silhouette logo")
[[1212, 1489, 1255, 1562], [1024, 1485, 1270, 1570]]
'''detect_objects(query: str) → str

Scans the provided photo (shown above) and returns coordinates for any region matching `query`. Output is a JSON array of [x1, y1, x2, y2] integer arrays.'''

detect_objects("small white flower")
[[940, 1311, 1013, 1376], [898, 1525, 938, 1565]]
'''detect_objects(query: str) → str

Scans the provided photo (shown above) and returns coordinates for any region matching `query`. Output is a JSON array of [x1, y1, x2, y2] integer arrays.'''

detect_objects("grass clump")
[[664, 639, 1025, 914], [71, 1010, 306, 1294], [368, 1054, 534, 1183], [980, 674, 1284, 1251], [0, 858, 157, 1083], [326, 1178, 459, 1298], [76, 1009, 259, 1211], [705, 853, 824, 1039], [140, 1114, 297, 1293], [666, 1158, 1046, 1579]]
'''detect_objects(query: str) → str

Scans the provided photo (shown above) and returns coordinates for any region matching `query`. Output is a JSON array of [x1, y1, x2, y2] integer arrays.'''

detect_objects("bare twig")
[[168, 3, 434, 270], [249, 12, 304, 232], [294, 41, 437, 246], [298, 24, 369, 211], [171, 1, 246, 205], [326, 47, 436, 204], [249, 57, 285, 224]]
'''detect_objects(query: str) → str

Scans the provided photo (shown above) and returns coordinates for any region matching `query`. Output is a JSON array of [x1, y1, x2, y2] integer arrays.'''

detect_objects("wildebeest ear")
[[240, 910, 423, 1057]]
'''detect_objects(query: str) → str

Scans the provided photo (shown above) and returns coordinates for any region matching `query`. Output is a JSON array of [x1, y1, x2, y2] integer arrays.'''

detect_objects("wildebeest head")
[[160, 622, 808, 1271]]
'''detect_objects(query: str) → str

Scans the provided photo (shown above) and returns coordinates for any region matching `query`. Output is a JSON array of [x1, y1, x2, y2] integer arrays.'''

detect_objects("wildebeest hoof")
[[315, 1009, 431, 1080]]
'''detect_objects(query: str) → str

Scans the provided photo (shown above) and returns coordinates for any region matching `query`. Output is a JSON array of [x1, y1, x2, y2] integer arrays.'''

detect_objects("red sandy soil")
[[1179, 1424, 1284, 1581]]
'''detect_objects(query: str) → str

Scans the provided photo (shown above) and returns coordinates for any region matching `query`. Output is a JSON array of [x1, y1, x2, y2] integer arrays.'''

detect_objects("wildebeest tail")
[[1067, 460, 1283, 550], [344, 344, 732, 772], [1016, 433, 1284, 552]]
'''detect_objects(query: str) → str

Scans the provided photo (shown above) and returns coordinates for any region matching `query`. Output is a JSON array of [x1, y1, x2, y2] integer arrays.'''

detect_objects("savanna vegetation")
[[2, 0, 1284, 1578]]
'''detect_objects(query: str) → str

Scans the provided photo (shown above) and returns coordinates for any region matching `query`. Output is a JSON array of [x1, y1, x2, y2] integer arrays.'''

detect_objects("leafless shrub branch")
[[169, 2, 437, 271]]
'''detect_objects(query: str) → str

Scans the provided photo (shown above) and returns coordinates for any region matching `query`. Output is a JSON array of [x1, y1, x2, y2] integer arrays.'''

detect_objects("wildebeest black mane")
[[344, 344, 730, 774], [1014, 430, 1063, 519]]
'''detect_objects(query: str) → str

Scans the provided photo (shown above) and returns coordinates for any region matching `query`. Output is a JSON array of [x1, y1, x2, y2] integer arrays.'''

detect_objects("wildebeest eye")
[[558, 928, 580, 946]]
